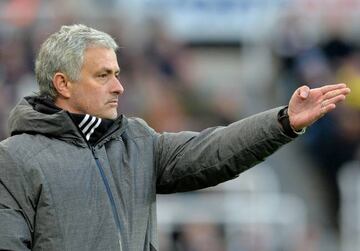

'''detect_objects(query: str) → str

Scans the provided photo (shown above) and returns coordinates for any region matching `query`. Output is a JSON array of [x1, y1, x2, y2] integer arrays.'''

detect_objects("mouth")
[[107, 99, 118, 106]]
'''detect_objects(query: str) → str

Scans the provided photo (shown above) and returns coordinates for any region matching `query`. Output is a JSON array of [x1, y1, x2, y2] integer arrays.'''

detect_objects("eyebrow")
[[97, 67, 121, 74]]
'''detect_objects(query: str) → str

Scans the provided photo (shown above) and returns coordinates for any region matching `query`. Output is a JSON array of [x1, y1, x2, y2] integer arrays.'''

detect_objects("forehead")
[[82, 46, 119, 71]]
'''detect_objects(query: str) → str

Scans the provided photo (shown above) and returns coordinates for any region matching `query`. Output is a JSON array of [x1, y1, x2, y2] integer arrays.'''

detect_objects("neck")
[[54, 97, 75, 114], [69, 113, 114, 145]]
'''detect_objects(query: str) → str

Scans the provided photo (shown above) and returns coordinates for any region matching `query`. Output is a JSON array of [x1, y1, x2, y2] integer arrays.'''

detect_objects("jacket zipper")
[[91, 147, 123, 251]]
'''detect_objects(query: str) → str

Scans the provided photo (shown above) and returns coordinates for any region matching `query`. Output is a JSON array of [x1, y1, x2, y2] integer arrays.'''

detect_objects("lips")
[[106, 100, 118, 107], [107, 99, 118, 104]]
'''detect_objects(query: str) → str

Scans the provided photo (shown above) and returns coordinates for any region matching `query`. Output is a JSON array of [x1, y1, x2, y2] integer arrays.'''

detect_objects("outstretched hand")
[[288, 83, 351, 131]]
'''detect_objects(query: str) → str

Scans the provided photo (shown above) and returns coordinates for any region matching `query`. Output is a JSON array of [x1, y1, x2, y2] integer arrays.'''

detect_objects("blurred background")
[[0, 0, 359, 250]]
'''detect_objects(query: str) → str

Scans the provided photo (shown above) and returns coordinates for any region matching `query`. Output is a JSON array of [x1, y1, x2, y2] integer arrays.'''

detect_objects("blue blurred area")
[[0, 0, 359, 250]]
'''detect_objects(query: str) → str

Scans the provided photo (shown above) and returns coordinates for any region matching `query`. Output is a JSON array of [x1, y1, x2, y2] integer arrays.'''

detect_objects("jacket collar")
[[8, 96, 127, 148]]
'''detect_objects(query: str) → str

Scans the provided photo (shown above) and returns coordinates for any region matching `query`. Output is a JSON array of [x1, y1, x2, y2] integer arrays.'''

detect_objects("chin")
[[95, 108, 118, 120], [102, 112, 118, 120]]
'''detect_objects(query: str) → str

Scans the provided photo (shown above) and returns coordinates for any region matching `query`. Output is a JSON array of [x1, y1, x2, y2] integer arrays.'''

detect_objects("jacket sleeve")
[[154, 107, 295, 193], [0, 148, 33, 250]]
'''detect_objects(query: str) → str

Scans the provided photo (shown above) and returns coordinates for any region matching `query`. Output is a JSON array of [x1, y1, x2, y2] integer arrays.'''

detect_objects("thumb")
[[298, 85, 310, 99]]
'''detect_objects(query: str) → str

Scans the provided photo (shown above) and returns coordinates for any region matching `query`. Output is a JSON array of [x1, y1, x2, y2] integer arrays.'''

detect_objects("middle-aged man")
[[0, 24, 351, 251]]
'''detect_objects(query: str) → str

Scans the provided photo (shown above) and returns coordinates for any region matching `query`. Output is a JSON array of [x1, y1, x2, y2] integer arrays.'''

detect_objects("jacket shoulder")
[[125, 117, 158, 139], [0, 134, 51, 166]]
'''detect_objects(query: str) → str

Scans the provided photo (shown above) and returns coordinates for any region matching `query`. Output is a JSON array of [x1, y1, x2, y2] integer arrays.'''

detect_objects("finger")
[[320, 83, 347, 94], [320, 103, 337, 116], [321, 94, 346, 108], [297, 85, 310, 99], [323, 87, 351, 100]]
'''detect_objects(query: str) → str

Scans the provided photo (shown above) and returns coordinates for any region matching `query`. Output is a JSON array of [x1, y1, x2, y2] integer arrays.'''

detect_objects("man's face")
[[67, 47, 124, 119]]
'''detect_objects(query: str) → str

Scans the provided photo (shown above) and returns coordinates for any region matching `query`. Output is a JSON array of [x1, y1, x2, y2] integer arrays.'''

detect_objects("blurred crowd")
[[0, 0, 360, 250]]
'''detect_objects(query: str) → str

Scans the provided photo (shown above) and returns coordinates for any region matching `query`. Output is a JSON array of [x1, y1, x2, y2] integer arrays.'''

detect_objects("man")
[[0, 24, 350, 251]]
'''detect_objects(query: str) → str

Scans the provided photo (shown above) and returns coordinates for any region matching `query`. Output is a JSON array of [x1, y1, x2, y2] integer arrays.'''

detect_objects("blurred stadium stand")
[[157, 164, 308, 251], [338, 160, 360, 251], [0, 0, 359, 250]]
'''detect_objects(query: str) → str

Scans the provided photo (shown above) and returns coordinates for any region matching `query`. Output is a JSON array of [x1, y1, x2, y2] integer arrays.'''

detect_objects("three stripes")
[[78, 114, 102, 141]]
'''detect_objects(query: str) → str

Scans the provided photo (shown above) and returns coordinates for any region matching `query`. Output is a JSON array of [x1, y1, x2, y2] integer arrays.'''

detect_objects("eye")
[[98, 73, 108, 78]]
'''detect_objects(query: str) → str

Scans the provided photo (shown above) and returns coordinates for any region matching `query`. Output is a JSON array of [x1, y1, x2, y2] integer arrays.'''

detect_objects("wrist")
[[277, 106, 306, 137]]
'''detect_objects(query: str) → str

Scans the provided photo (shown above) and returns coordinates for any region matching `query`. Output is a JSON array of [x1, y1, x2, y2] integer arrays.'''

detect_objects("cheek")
[[71, 81, 109, 115], [73, 89, 100, 112], [84, 92, 102, 109], [87, 90, 108, 110]]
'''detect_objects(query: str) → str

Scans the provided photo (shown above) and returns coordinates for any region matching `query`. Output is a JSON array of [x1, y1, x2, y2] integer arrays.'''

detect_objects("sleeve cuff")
[[277, 106, 306, 138]]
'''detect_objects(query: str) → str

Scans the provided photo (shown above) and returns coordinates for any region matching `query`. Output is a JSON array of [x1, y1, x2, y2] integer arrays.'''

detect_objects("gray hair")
[[35, 24, 118, 100]]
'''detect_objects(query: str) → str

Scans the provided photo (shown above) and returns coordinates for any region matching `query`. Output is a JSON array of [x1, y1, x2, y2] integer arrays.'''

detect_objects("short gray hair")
[[35, 24, 118, 100]]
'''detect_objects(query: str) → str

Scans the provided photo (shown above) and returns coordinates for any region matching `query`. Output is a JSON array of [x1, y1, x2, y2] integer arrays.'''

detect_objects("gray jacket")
[[0, 97, 294, 251]]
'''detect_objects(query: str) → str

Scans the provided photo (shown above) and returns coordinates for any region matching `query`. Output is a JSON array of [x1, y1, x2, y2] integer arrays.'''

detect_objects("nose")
[[112, 77, 124, 95]]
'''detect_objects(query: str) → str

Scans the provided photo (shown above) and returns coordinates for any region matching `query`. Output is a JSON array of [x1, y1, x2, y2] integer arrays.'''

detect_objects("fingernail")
[[301, 90, 309, 98]]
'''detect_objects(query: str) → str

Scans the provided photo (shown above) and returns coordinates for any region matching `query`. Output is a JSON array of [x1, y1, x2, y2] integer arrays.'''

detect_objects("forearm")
[[156, 107, 295, 193]]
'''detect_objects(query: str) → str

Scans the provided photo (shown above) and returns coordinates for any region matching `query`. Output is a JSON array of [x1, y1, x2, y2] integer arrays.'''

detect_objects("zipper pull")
[[91, 147, 99, 159]]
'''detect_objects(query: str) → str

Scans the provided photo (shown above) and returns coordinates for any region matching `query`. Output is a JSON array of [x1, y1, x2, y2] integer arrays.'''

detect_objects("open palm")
[[288, 83, 351, 131]]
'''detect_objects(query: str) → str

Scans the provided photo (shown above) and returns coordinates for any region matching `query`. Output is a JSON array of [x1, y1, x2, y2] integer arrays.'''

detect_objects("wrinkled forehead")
[[81, 46, 119, 72]]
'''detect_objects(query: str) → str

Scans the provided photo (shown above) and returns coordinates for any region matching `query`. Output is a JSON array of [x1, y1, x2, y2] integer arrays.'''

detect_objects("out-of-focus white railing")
[[157, 164, 308, 251]]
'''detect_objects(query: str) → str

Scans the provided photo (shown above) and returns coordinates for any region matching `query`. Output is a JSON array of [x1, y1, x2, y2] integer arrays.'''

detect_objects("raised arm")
[[155, 108, 293, 193], [155, 83, 351, 194]]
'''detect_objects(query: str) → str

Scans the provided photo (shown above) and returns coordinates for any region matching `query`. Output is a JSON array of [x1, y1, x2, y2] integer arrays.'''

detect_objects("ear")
[[53, 72, 72, 98]]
